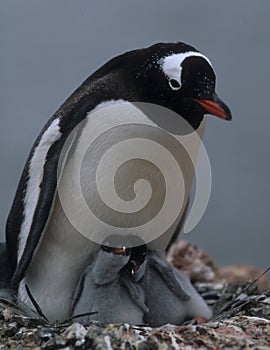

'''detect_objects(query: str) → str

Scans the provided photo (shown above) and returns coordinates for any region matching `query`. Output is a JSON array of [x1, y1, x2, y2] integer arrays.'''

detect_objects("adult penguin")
[[5, 42, 231, 321]]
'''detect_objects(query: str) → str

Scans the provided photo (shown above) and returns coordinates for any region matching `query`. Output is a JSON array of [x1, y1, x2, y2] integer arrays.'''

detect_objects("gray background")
[[1, 1, 269, 269]]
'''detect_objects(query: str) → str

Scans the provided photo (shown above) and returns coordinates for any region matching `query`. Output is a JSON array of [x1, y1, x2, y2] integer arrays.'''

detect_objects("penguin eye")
[[168, 79, 181, 90]]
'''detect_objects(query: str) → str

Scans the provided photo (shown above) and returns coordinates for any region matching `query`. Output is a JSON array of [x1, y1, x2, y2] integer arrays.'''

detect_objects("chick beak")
[[193, 93, 232, 121]]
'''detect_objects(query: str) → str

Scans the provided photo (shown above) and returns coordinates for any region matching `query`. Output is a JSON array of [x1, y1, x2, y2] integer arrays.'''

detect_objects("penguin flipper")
[[9, 136, 65, 288], [70, 269, 87, 316], [120, 274, 149, 313], [148, 251, 190, 300]]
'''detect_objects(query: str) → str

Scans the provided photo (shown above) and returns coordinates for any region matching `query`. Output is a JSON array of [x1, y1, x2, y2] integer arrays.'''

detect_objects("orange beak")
[[193, 95, 232, 121]]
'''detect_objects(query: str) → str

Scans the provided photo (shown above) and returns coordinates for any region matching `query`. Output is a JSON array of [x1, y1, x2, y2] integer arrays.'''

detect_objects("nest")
[[1, 241, 269, 350]]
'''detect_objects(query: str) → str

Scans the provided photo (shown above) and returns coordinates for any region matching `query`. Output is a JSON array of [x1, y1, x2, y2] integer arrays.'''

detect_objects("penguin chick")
[[71, 245, 147, 325], [71, 244, 211, 326], [143, 251, 212, 326]]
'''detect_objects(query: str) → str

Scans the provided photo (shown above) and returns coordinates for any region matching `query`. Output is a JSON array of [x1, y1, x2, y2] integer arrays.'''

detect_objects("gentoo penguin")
[[71, 243, 148, 325], [4, 42, 231, 322]]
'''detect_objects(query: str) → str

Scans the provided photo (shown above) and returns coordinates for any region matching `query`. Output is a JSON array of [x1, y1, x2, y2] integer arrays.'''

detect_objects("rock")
[[219, 265, 269, 290], [167, 240, 218, 283]]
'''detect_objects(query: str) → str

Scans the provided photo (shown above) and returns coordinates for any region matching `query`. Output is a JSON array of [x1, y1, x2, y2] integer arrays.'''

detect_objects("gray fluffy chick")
[[142, 251, 212, 326], [71, 245, 148, 325], [71, 244, 212, 326]]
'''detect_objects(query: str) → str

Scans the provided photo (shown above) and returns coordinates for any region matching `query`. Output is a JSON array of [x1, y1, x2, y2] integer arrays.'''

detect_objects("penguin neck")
[[91, 250, 129, 285]]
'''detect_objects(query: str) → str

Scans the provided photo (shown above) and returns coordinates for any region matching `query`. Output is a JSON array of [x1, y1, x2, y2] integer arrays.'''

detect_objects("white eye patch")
[[160, 51, 213, 90]]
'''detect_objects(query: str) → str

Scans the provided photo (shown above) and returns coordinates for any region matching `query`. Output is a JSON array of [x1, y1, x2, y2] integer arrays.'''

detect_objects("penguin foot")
[[148, 251, 190, 301]]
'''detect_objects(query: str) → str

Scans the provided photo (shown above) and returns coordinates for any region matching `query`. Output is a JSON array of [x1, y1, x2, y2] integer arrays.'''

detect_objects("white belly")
[[18, 101, 205, 321]]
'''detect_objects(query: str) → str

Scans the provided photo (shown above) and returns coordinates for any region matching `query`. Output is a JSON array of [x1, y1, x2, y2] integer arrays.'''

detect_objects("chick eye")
[[168, 79, 181, 90]]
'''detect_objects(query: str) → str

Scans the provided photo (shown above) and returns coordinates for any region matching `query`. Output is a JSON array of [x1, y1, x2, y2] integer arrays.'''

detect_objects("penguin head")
[[124, 42, 232, 129], [127, 244, 147, 277], [88, 42, 231, 130]]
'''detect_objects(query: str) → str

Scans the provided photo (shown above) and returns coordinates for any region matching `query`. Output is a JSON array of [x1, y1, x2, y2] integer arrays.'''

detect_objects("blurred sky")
[[0, 1, 269, 268]]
